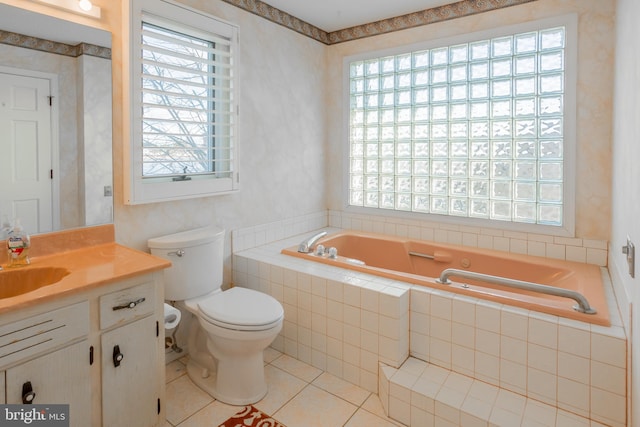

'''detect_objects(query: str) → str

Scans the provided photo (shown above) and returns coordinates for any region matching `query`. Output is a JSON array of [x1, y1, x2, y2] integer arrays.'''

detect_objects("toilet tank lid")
[[147, 226, 225, 249]]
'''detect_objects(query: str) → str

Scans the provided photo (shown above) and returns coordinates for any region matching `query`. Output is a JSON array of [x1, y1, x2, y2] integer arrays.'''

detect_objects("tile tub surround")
[[232, 230, 626, 427], [282, 230, 610, 326], [230, 209, 609, 267], [407, 277, 626, 427], [328, 210, 609, 267], [233, 230, 411, 393], [380, 357, 613, 427]]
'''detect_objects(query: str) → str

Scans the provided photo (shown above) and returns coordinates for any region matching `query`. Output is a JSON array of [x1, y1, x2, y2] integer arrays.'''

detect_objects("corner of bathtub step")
[[378, 362, 396, 416]]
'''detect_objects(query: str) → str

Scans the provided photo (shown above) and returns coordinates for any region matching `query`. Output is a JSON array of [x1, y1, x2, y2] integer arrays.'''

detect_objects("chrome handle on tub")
[[436, 268, 597, 315], [408, 251, 435, 260], [168, 249, 185, 257], [112, 297, 146, 311]]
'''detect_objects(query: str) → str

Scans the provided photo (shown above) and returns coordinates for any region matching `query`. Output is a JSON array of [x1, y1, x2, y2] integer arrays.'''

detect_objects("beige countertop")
[[0, 225, 170, 314]]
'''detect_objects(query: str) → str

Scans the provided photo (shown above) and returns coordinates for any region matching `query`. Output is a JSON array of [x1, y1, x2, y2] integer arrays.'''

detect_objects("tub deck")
[[282, 231, 610, 326]]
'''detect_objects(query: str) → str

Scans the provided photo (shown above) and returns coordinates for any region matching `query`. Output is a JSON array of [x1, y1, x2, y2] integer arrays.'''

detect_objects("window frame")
[[342, 14, 578, 237], [125, 0, 239, 205]]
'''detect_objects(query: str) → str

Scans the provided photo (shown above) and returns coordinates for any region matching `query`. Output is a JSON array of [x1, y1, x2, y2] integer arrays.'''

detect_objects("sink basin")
[[0, 267, 71, 299]]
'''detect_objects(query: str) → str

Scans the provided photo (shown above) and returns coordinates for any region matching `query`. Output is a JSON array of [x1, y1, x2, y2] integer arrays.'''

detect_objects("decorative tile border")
[[0, 30, 111, 59], [76, 42, 111, 59], [220, 0, 330, 44], [221, 0, 538, 45], [327, 0, 538, 44]]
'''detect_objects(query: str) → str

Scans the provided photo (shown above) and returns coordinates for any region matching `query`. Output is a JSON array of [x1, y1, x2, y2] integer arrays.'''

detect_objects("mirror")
[[0, 3, 112, 235]]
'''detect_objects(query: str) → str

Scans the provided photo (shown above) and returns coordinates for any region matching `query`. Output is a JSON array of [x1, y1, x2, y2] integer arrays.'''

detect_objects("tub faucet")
[[297, 231, 327, 253]]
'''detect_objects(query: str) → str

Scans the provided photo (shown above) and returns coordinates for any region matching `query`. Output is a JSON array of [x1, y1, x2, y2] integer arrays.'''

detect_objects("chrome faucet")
[[297, 231, 327, 253]]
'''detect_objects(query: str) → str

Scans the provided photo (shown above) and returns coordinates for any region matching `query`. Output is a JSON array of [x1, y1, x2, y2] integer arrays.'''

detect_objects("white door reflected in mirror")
[[0, 3, 113, 235], [0, 71, 55, 233]]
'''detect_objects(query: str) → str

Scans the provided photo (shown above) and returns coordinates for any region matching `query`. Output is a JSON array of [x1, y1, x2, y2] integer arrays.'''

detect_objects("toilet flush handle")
[[167, 249, 185, 257]]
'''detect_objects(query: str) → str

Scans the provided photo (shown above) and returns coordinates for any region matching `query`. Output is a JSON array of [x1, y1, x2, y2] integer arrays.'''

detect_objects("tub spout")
[[297, 231, 328, 253]]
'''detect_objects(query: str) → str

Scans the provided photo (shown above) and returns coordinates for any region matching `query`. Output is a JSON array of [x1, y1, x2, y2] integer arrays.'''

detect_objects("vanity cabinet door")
[[5, 340, 91, 426], [101, 315, 160, 427]]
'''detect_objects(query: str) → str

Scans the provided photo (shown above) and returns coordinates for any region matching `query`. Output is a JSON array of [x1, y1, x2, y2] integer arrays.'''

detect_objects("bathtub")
[[282, 230, 610, 326]]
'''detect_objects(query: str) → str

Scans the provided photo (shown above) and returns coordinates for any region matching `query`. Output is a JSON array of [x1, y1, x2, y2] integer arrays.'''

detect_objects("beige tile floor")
[[162, 348, 404, 427]]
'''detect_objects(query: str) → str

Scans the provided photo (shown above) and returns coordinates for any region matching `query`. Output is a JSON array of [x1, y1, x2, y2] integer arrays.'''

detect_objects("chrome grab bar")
[[436, 268, 597, 315]]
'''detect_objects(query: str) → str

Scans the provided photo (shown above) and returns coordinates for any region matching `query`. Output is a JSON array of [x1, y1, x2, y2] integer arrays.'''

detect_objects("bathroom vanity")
[[0, 225, 170, 427]]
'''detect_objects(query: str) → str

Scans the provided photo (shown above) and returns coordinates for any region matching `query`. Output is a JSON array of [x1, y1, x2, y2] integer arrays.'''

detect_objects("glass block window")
[[347, 25, 570, 227]]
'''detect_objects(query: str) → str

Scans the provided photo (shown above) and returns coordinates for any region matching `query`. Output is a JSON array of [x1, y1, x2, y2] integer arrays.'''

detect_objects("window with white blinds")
[[126, 0, 239, 204], [141, 22, 233, 179], [344, 15, 577, 234]]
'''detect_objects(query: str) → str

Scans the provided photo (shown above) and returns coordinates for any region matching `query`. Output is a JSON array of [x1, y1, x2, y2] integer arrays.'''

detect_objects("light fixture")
[[29, 0, 101, 19], [77, 0, 92, 12]]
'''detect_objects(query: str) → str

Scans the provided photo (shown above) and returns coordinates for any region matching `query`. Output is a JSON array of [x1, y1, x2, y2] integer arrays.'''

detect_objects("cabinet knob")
[[113, 345, 124, 367], [22, 381, 36, 404]]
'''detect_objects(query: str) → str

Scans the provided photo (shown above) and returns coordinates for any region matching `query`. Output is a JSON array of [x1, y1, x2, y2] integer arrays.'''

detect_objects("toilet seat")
[[196, 287, 284, 331]]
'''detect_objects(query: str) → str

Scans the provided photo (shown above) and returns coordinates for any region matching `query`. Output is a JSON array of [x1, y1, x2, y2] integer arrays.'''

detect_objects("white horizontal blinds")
[[348, 26, 566, 226], [140, 18, 234, 180]]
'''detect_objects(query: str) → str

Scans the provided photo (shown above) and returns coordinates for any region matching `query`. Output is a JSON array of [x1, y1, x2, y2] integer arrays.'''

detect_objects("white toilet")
[[148, 226, 284, 405]]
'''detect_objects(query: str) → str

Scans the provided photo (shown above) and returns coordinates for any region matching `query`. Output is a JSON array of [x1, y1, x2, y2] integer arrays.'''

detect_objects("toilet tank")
[[147, 226, 225, 301]]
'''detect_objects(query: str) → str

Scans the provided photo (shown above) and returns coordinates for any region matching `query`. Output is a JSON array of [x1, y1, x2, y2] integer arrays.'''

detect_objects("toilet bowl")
[[148, 226, 284, 405], [183, 287, 283, 404]]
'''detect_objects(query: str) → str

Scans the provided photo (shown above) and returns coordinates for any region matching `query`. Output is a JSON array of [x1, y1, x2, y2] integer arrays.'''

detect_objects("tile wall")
[[232, 209, 610, 267], [328, 211, 608, 267]]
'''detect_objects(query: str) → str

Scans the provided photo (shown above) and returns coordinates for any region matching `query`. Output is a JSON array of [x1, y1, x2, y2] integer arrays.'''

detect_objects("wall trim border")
[[220, 0, 538, 45]]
